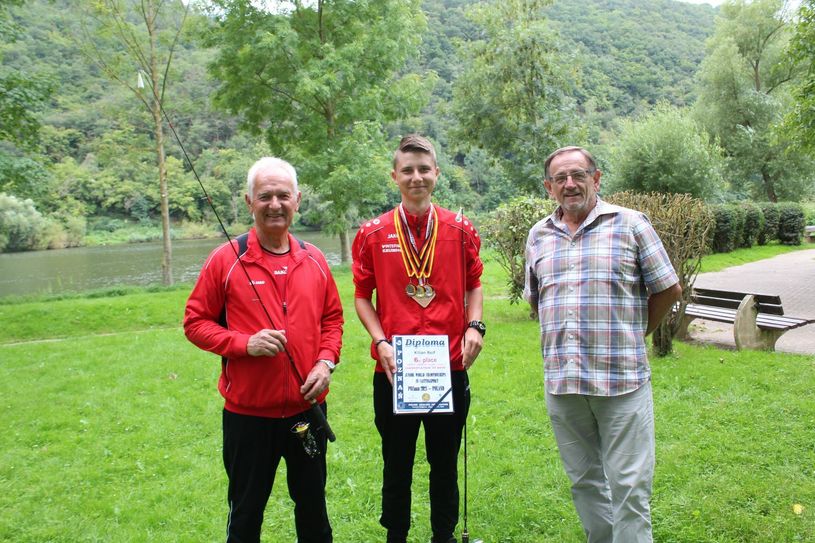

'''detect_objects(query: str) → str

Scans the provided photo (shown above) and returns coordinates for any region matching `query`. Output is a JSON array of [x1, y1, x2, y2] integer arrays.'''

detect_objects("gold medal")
[[394, 205, 439, 307]]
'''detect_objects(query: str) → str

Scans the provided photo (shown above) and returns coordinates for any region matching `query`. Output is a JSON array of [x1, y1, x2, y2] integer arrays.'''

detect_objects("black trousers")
[[373, 371, 470, 542], [222, 407, 332, 543]]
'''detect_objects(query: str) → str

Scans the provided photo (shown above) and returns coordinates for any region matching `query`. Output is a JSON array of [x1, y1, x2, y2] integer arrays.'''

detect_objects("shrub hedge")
[[739, 202, 764, 248], [711, 204, 745, 253], [777, 202, 805, 245], [758, 202, 780, 245]]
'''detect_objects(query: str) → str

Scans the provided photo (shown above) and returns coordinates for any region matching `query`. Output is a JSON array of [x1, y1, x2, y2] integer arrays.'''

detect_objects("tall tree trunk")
[[762, 168, 778, 203], [339, 229, 351, 264], [153, 104, 172, 285], [148, 10, 172, 285]]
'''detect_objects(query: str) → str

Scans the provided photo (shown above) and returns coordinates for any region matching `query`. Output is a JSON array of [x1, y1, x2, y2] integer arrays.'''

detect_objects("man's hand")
[[376, 341, 396, 385], [461, 327, 483, 370], [246, 329, 287, 357], [301, 361, 331, 402]]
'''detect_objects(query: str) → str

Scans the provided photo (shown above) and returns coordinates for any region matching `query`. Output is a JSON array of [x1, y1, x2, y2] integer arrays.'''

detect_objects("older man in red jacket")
[[184, 156, 343, 543]]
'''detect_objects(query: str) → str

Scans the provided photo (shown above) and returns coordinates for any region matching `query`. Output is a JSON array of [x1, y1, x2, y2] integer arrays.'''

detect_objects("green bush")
[[710, 204, 745, 253], [606, 192, 714, 356], [758, 202, 780, 245], [40, 214, 87, 249], [802, 201, 815, 225], [607, 102, 725, 200], [90, 216, 128, 233], [482, 196, 556, 303], [777, 202, 805, 245], [739, 202, 764, 248], [0, 193, 47, 252]]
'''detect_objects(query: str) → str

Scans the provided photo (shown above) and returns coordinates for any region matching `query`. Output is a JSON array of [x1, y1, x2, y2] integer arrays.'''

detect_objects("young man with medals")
[[352, 134, 486, 543]]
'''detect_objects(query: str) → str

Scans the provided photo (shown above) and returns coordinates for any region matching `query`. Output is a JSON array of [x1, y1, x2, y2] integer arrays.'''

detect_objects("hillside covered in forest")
[[0, 0, 749, 252]]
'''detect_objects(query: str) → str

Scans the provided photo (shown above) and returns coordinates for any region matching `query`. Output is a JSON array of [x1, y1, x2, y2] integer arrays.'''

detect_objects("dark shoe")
[[429, 538, 457, 543], [387, 531, 407, 543]]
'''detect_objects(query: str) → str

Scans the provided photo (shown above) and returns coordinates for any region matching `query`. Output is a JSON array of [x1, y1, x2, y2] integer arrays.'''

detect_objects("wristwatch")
[[319, 359, 336, 373], [468, 320, 486, 337]]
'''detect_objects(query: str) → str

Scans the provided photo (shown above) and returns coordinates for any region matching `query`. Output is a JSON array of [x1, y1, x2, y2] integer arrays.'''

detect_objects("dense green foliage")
[[607, 103, 725, 199], [738, 201, 764, 248], [11, 0, 815, 261], [710, 204, 745, 254], [784, 0, 815, 151], [204, 0, 429, 261], [777, 202, 806, 245], [481, 196, 556, 303], [546, 0, 715, 119], [758, 202, 780, 245], [0, 0, 724, 255], [0, 192, 46, 251], [708, 201, 810, 253], [452, 0, 578, 193], [694, 0, 815, 202], [0, 0, 51, 150]]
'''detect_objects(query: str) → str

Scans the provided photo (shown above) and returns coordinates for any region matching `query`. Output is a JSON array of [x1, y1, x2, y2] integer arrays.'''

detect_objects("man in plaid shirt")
[[524, 146, 681, 543]]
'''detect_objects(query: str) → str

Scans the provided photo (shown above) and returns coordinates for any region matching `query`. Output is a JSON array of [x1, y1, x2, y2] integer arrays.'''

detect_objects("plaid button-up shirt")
[[524, 197, 678, 396]]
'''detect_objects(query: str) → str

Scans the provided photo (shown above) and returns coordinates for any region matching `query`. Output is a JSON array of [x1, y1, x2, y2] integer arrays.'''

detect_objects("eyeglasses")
[[548, 169, 595, 185]]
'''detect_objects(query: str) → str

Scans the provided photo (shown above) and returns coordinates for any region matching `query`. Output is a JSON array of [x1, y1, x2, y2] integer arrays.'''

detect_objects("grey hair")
[[246, 157, 299, 201], [543, 146, 597, 179]]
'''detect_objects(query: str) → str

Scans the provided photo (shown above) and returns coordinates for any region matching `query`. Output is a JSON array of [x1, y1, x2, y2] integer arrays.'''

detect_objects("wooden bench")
[[805, 225, 815, 243], [675, 288, 815, 351]]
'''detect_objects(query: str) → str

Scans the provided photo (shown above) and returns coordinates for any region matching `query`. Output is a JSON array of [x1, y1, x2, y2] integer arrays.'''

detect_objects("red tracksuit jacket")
[[184, 229, 343, 418], [352, 204, 482, 372]]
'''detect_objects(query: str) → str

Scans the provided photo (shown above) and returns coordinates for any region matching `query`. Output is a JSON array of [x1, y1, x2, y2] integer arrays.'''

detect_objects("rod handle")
[[309, 402, 336, 442]]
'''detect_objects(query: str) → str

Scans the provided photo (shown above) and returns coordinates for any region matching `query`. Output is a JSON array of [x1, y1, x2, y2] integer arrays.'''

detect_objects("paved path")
[[685, 248, 815, 356]]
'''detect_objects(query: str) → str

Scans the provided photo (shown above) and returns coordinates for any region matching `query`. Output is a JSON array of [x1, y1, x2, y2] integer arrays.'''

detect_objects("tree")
[[77, 0, 192, 284], [0, 0, 51, 149], [0, 0, 52, 210], [693, 0, 815, 202], [451, 0, 580, 194], [607, 102, 726, 200], [0, 192, 47, 252], [784, 0, 815, 151], [605, 192, 714, 357], [205, 0, 430, 263]]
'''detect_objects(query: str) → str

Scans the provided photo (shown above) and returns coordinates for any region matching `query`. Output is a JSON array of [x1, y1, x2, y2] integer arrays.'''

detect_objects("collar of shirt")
[[546, 196, 622, 236], [403, 206, 432, 250]]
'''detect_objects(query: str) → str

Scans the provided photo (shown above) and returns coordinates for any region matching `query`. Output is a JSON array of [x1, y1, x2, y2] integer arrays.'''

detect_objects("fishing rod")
[[457, 207, 482, 543], [137, 71, 335, 442], [426, 208, 482, 542]]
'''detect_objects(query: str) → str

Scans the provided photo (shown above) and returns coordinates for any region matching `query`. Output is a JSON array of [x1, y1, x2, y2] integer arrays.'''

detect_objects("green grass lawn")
[[699, 242, 814, 273], [1, 257, 813, 542]]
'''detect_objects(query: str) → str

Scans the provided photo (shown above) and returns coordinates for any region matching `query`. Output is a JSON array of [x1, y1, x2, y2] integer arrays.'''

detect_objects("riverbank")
[[82, 220, 241, 247]]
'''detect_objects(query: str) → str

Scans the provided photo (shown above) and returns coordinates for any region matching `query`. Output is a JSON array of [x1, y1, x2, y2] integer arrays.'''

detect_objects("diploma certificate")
[[392, 335, 453, 414]]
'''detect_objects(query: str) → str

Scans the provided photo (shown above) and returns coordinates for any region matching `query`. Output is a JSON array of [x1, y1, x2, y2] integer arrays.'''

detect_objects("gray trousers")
[[545, 381, 655, 543]]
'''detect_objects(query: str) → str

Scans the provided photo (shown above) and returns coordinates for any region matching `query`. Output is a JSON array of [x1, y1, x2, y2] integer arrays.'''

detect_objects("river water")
[[0, 231, 342, 298]]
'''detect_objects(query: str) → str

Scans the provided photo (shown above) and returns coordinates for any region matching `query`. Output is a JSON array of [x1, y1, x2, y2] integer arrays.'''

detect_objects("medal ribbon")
[[394, 204, 439, 282]]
